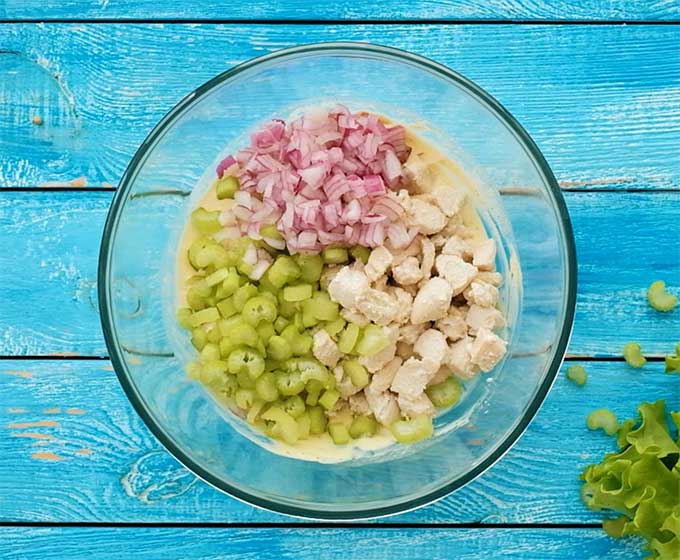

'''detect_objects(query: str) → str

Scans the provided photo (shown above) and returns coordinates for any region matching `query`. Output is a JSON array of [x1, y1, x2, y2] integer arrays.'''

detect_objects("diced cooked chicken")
[[398, 323, 426, 345], [396, 341, 414, 359], [470, 327, 507, 372], [428, 366, 452, 387], [390, 235, 421, 266], [327, 266, 370, 309], [312, 330, 342, 368], [398, 392, 435, 417], [420, 237, 435, 279], [365, 246, 393, 282], [441, 235, 471, 260], [413, 329, 448, 366], [435, 255, 478, 295], [403, 151, 431, 187], [359, 326, 398, 372], [333, 365, 362, 398], [392, 256, 422, 286], [320, 264, 341, 290], [429, 233, 449, 248], [348, 391, 371, 416], [369, 357, 402, 392], [340, 308, 370, 327], [427, 184, 466, 217], [356, 288, 401, 326], [391, 357, 439, 399], [466, 304, 506, 334], [387, 286, 413, 325], [445, 336, 480, 380], [407, 197, 446, 235], [472, 238, 496, 271], [464, 281, 499, 308], [327, 399, 352, 421], [411, 277, 453, 324], [435, 308, 468, 342], [364, 386, 401, 426], [373, 275, 389, 291], [400, 283, 419, 297], [476, 271, 503, 287]]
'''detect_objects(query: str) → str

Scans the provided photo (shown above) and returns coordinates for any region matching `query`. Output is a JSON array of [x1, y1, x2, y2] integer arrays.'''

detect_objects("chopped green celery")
[[328, 422, 351, 444], [338, 323, 360, 354], [294, 254, 324, 283], [190, 307, 220, 327], [236, 369, 255, 389], [281, 395, 306, 419], [308, 406, 327, 435], [324, 316, 346, 338], [205, 267, 231, 287], [246, 399, 265, 424], [300, 301, 318, 328], [256, 323, 275, 343], [259, 290, 278, 305], [283, 283, 313, 302], [176, 307, 193, 330], [566, 364, 588, 386], [293, 311, 305, 332], [274, 316, 290, 334], [216, 298, 237, 319], [308, 292, 339, 321], [355, 325, 388, 356], [350, 246, 371, 264], [426, 377, 463, 408], [217, 268, 241, 297], [647, 280, 678, 312], [390, 415, 434, 444], [343, 360, 369, 389], [623, 342, 646, 368], [349, 415, 377, 439], [305, 386, 321, 406], [186, 360, 202, 380], [200, 343, 220, 362], [206, 326, 221, 344], [216, 175, 239, 200], [219, 319, 259, 348], [278, 299, 298, 319], [227, 346, 265, 379], [262, 407, 299, 444], [191, 207, 222, 234], [296, 412, 311, 440], [199, 360, 228, 385], [186, 285, 208, 311], [586, 408, 619, 435], [257, 272, 278, 294], [276, 371, 305, 396], [255, 372, 279, 402], [234, 388, 256, 411], [233, 283, 259, 312], [291, 333, 313, 356], [267, 335, 293, 362], [664, 355, 680, 373], [242, 295, 277, 326], [286, 358, 331, 387], [318, 389, 340, 410], [191, 328, 208, 351], [219, 337, 236, 359], [217, 374, 239, 399], [188, 237, 212, 269], [195, 242, 231, 269], [268, 256, 302, 288], [322, 246, 349, 264], [259, 224, 283, 240], [205, 295, 218, 308], [280, 324, 300, 341]]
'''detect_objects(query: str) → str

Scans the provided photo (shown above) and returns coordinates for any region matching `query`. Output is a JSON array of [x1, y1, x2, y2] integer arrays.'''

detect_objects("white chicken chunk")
[[435, 255, 478, 296], [398, 392, 436, 417], [472, 238, 497, 271], [359, 326, 398, 373], [441, 235, 472, 260], [428, 366, 452, 387], [369, 357, 402, 392], [464, 281, 499, 308], [356, 288, 401, 326], [340, 308, 370, 327], [413, 329, 448, 367], [387, 287, 413, 325], [392, 256, 422, 286], [327, 266, 370, 309], [407, 198, 446, 235], [348, 391, 371, 416], [420, 237, 436, 279], [445, 336, 480, 380], [312, 330, 341, 368], [435, 308, 468, 342], [396, 341, 414, 359], [365, 246, 393, 282], [398, 323, 426, 345], [411, 277, 453, 324], [476, 271, 503, 287], [403, 152, 431, 187], [364, 386, 401, 426], [470, 327, 507, 372], [333, 365, 362, 398], [391, 357, 439, 399], [428, 184, 466, 217], [466, 304, 506, 334], [320, 264, 341, 290], [390, 235, 422, 266]]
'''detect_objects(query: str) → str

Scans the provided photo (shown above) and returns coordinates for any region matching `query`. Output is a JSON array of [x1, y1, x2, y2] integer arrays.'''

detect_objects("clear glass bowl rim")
[[98, 41, 577, 520]]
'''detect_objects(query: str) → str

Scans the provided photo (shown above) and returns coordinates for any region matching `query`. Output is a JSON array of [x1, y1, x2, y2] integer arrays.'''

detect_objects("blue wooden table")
[[1, 2, 679, 558]]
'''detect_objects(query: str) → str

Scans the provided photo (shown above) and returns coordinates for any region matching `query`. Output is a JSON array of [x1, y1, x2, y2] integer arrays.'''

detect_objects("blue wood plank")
[[1, 191, 677, 357], [1, 24, 679, 190], [4, 0, 679, 21], [0, 527, 646, 559], [1, 360, 677, 523]]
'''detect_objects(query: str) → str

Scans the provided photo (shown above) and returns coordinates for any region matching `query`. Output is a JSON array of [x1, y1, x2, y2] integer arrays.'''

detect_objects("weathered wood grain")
[[0, 526, 647, 559], [1, 191, 678, 357], [1, 24, 679, 190], [1, 359, 677, 523], [4, 0, 679, 21]]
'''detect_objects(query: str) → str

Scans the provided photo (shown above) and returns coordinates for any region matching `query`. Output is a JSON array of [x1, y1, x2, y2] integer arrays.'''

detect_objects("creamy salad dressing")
[[176, 125, 493, 463]]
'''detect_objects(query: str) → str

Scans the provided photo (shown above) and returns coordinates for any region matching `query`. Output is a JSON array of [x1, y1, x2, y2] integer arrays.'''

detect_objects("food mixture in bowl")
[[176, 105, 508, 456]]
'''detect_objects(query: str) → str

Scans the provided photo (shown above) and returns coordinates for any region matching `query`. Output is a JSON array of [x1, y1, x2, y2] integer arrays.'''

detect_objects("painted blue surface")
[[0, 8, 678, 559]]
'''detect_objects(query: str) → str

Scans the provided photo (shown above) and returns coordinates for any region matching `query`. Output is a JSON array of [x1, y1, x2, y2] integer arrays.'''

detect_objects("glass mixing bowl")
[[99, 43, 576, 519]]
